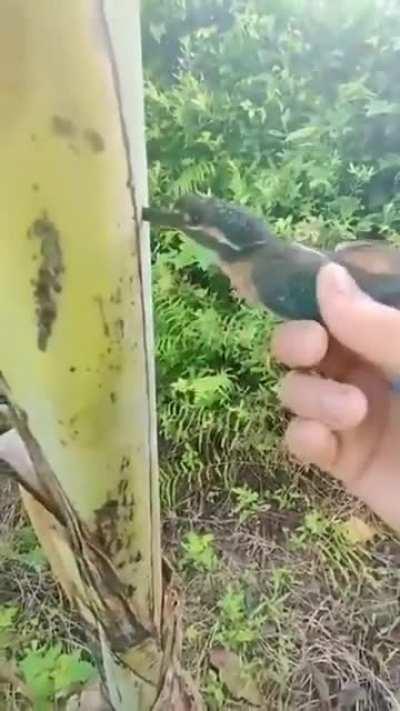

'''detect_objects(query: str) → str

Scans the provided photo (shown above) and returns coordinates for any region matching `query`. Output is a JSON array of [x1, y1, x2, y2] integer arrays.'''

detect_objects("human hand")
[[272, 262, 400, 531]]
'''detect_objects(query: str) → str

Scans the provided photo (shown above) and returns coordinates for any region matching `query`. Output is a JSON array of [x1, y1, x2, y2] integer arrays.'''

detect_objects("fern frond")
[[173, 160, 216, 196]]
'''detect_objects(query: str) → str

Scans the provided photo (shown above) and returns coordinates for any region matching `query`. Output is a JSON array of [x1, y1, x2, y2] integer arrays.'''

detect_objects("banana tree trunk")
[[0, 2, 202, 709]]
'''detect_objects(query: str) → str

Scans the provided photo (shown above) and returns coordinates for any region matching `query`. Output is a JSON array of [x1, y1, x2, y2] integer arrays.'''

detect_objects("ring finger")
[[279, 372, 368, 430]]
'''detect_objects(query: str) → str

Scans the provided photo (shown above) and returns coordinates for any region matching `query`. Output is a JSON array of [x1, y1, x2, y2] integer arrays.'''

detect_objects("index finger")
[[271, 320, 328, 368]]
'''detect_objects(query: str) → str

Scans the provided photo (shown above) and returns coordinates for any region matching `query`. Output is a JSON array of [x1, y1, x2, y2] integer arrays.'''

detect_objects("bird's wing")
[[334, 240, 400, 275]]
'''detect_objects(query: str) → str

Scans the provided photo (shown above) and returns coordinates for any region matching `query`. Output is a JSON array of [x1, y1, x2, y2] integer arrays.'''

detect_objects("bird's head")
[[143, 194, 272, 260]]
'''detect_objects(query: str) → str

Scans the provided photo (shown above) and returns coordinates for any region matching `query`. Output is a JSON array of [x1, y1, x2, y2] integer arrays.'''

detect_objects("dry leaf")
[[309, 664, 331, 710], [0, 658, 33, 701], [210, 648, 263, 707], [337, 681, 368, 709], [65, 680, 113, 710], [341, 516, 378, 545]]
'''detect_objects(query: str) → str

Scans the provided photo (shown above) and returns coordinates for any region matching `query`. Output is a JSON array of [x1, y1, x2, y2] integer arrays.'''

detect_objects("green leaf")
[[19, 546, 48, 572], [149, 22, 166, 43], [181, 532, 219, 571], [366, 98, 399, 116], [0, 605, 18, 630], [20, 646, 56, 702], [19, 644, 95, 706], [174, 239, 216, 271], [331, 195, 360, 219], [210, 648, 263, 706], [173, 372, 232, 406], [191, 373, 233, 405], [54, 652, 96, 695], [285, 125, 320, 143]]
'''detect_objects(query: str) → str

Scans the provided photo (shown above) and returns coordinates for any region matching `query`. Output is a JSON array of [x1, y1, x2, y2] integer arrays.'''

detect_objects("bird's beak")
[[142, 206, 186, 230]]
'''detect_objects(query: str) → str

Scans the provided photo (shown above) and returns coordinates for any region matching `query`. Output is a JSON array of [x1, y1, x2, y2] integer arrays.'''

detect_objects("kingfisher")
[[142, 194, 400, 322]]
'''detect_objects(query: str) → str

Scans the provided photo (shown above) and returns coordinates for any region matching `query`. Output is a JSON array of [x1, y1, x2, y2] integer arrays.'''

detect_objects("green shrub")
[[142, 0, 400, 493]]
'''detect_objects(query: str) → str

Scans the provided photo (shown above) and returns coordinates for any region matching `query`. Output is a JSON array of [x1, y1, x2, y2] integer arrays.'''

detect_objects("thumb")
[[317, 262, 400, 373]]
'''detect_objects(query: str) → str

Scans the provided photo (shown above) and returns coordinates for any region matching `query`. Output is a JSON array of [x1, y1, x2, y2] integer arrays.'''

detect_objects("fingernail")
[[320, 263, 359, 298]]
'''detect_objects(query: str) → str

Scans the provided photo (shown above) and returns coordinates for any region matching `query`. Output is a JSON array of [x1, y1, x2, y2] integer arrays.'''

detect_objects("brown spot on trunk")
[[94, 499, 119, 556], [84, 128, 105, 153], [94, 296, 110, 338], [28, 214, 64, 351], [52, 115, 76, 138]]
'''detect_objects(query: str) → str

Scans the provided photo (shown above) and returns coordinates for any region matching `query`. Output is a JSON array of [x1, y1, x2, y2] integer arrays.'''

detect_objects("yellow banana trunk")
[[0, 1, 202, 708]]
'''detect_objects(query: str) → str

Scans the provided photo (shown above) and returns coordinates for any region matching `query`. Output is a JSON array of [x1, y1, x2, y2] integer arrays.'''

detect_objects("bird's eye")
[[189, 213, 201, 225]]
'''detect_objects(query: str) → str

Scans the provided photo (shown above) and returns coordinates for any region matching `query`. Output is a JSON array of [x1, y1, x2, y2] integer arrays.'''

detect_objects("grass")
[[164, 464, 400, 710], [1, 444, 400, 708], [0, 476, 92, 710]]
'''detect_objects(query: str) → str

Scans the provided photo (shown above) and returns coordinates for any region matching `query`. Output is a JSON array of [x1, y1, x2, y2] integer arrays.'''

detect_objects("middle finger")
[[279, 372, 368, 430]]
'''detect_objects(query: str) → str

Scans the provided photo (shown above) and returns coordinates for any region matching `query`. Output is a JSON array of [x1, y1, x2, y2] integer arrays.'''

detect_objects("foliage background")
[[139, 8, 400, 705], [142, 0, 400, 499]]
